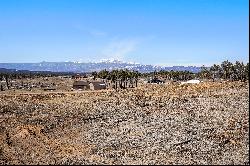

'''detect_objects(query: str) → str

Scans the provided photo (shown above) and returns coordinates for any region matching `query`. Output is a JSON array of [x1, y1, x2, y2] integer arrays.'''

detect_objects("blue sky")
[[0, 0, 249, 66]]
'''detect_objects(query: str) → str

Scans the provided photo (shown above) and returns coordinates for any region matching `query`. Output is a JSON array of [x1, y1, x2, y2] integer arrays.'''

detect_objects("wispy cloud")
[[101, 38, 139, 61]]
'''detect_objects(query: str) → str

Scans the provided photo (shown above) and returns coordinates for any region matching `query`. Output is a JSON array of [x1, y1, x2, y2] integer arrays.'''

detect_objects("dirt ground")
[[0, 81, 249, 165]]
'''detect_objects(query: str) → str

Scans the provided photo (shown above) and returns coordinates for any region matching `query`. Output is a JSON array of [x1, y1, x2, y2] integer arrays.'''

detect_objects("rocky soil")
[[0, 81, 249, 165]]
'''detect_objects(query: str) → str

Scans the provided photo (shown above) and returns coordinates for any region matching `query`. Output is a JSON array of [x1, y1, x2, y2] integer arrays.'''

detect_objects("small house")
[[44, 87, 56, 91], [73, 80, 90, 90], [180, 79, 200, 85], [147, 78, 165, 84], [89, 81, 106, 90]]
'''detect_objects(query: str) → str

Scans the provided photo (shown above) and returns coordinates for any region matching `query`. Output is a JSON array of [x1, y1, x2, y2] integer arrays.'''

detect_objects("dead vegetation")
[[0, 81, 249, 165]]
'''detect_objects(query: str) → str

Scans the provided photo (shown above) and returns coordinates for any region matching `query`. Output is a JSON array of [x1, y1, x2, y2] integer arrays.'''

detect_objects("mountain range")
[[0, 60, 202, 73]]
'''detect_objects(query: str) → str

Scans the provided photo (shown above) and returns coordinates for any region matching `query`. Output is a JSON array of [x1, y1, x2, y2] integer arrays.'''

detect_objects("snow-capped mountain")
[[0, 60, 201, 73]]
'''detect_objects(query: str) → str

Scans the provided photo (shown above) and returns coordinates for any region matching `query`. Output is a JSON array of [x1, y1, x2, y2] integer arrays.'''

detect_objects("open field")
[[0, 81, 249, 165]]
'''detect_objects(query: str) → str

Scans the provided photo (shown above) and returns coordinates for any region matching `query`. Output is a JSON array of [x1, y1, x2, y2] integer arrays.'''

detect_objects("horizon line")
[[0, 59, 249, 68]]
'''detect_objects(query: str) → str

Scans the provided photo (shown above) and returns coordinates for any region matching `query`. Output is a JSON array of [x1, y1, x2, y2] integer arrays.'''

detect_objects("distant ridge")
[[0, 61, 201, 73]]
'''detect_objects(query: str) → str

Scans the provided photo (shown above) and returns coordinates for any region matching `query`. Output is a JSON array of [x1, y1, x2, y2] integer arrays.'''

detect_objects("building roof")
[[43, 87, 56, 91], [90, 81, 106, 89], [181, 79, 200, 85], [73, 80, 89, 86], [90, 81, 106, 86], [148, 78, 165, 83]]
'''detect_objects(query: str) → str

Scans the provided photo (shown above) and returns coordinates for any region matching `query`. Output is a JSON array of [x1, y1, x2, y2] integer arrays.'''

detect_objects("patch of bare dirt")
[[0, 81, 249, 165]]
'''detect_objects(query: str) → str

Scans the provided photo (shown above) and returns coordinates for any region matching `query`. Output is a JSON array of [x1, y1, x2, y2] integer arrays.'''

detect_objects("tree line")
[[144, 70, 196, 81], [0, 70, 74, 90], [92, 69, 140, 89], [199, 60, 249, 81], [145, 60, 249, 82], [0, 60, 248, 91], [93, 60, 249, 84]]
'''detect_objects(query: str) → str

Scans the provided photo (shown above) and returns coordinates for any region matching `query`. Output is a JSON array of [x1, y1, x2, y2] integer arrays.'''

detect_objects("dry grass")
[[0, 81, 249, 165]]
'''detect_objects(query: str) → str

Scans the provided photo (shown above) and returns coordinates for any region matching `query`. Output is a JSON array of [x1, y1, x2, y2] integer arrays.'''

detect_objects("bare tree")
[[5, 74, 10, 89]]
